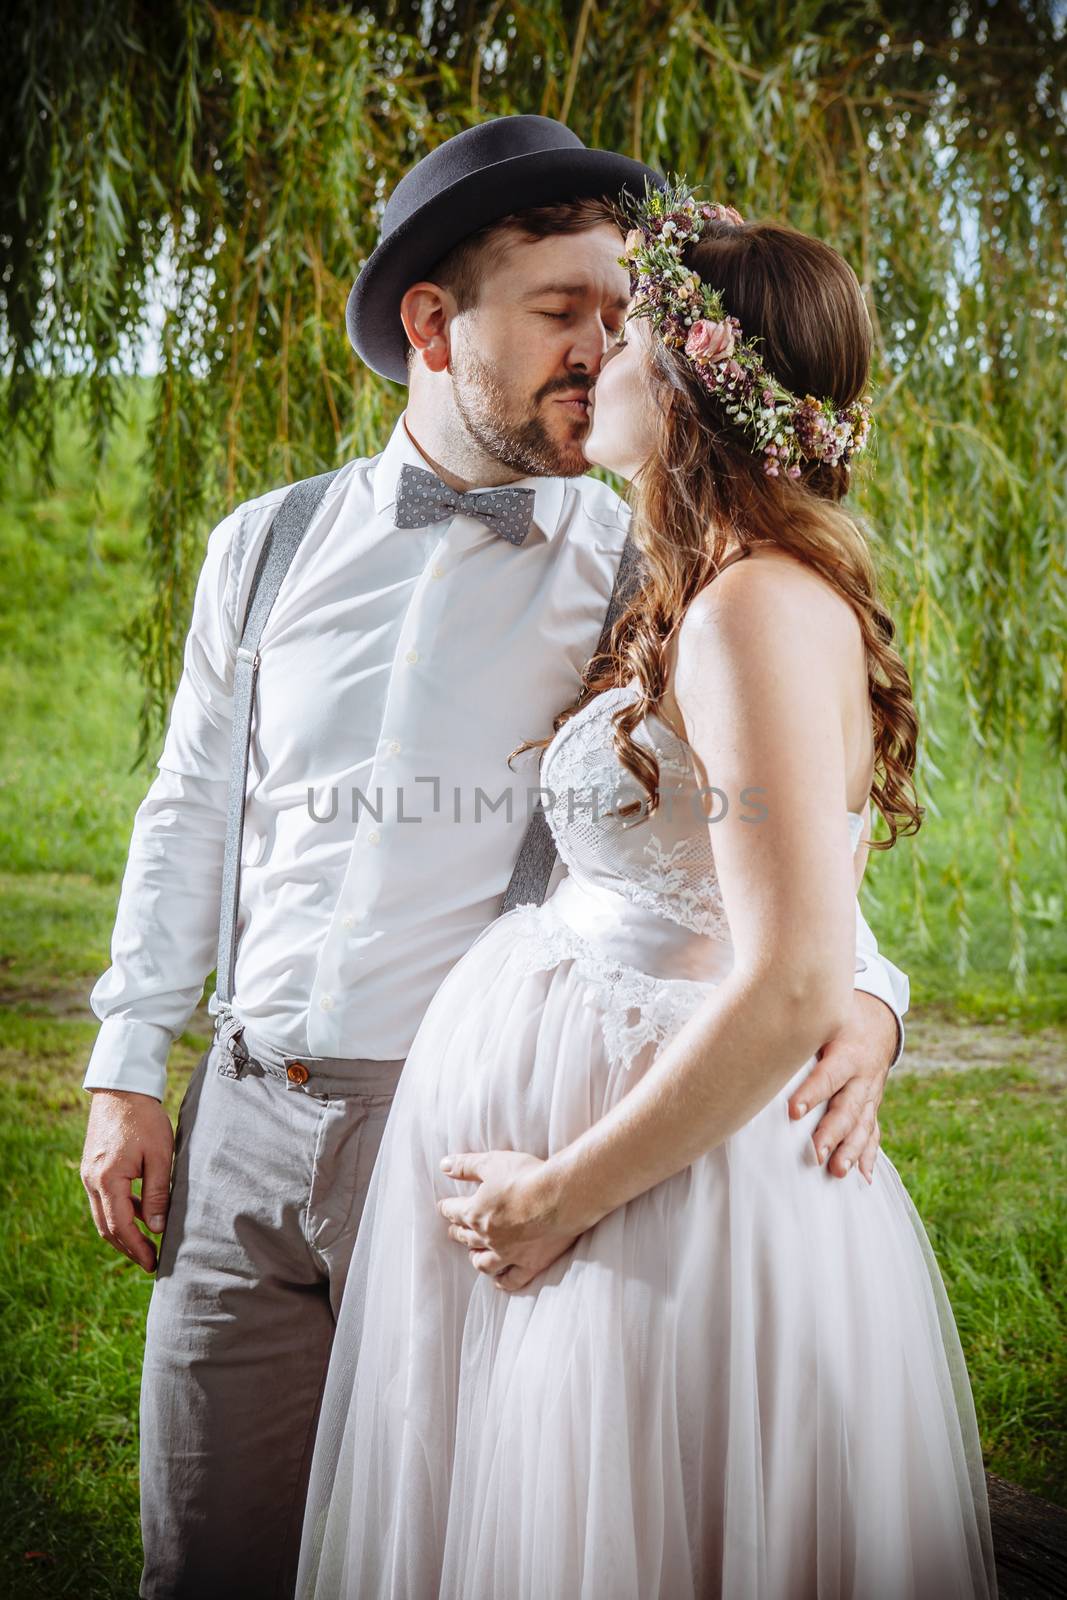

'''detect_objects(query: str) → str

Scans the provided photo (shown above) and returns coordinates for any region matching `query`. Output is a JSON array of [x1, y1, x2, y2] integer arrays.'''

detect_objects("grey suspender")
[[214, 474, 643, 1004], [215, 470, 341, 1005], [499, 527, 643, 914]]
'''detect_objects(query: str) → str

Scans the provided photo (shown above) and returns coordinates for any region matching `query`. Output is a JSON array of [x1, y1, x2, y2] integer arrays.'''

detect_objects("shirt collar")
[[371, 410, 567, 543]]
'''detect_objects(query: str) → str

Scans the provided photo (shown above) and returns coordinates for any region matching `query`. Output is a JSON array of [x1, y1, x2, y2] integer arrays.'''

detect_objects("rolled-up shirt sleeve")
[[852, 897, 909, 1070], [82, 501, 252, 1100]]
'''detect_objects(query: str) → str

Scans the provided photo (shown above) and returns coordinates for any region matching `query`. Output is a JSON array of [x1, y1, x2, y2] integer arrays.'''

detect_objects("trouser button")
[[286, 1062, 309, 1084]]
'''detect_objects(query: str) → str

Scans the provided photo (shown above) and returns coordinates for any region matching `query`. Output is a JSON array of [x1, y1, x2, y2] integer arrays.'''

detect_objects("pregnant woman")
[[295, 182, 997, 1599]]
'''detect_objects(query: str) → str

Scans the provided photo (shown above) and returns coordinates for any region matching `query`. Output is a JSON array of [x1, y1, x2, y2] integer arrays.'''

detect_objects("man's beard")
[[450, 347, 591, 478]]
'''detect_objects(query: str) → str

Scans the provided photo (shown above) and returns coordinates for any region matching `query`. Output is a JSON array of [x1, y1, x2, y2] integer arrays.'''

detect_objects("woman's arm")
[[532, 553, 864, 1235], [854, 799, 872, 893]]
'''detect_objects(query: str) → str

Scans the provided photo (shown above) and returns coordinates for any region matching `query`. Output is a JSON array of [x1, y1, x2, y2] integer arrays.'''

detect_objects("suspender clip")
[[236, 645, 261, 670]]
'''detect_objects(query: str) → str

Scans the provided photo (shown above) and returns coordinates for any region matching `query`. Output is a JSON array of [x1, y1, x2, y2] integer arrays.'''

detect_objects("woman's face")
[[582, 307, 661, 482]]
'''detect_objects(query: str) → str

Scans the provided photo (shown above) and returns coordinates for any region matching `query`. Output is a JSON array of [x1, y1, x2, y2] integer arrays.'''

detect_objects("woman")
[[295, 182, 997, 1599]]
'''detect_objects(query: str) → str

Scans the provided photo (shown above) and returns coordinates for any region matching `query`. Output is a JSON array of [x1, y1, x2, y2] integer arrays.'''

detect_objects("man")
[[80, 115, 907, 1598]]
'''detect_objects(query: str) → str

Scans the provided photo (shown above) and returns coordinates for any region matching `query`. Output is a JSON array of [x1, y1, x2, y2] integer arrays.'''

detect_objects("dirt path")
[[3, 988, 1064, 1085], [899, 1011, 1066, 1084]]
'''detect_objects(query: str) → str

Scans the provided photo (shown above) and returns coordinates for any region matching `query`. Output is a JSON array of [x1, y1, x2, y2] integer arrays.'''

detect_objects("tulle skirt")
[[295, 898, 997, 1599]]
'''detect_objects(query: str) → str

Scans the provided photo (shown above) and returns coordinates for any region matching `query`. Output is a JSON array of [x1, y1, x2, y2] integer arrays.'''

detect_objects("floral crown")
[[616, 177, 872, 479]]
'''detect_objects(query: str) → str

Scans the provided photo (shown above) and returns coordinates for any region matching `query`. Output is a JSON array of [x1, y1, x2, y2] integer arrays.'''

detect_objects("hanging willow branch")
[[2, 0, 1065, 989]]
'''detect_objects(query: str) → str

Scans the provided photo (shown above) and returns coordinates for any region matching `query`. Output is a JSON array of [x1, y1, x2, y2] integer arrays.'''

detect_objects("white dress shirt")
[[84, 411, 908, 1101]]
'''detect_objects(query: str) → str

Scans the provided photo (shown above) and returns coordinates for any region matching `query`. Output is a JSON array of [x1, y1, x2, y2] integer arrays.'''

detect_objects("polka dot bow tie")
[[394, 463, 536, 546]]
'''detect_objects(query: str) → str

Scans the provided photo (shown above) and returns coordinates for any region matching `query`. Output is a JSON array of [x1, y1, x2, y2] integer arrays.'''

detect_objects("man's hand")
[[787, 991, 898, 1184], [81, 1090, 175, 1272]]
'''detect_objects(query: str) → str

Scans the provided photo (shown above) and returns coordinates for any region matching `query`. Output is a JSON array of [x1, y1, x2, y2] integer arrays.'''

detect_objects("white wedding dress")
[[295, 679, 998, 1600]]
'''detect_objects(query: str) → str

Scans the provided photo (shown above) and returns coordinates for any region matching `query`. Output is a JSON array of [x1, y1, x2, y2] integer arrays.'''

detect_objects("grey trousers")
[[138, 1008, 406, 1599]]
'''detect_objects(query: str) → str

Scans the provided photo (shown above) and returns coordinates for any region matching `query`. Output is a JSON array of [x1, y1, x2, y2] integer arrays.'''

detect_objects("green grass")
[[0, 382, 157, 885], [861, 769, 1067, 1026], [880, 1065, 1066, 1502], [0, 1012, 208, 1599], [0, 874, 140, 1002]]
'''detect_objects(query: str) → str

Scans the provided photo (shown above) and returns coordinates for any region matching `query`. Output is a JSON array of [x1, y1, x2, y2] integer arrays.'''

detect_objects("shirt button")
[[388, 739, 402, 755], [405, 649, 419, 664], [319, 994, 334, 1012], [287, 1062, 309, 1084], [430, 564, 444, 579], [367, 829, 381, 845], [341, 913, 355, 929]]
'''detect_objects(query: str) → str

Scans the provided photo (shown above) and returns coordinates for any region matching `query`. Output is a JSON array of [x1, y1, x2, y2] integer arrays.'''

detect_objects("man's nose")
[[568, 323, 614, 376]]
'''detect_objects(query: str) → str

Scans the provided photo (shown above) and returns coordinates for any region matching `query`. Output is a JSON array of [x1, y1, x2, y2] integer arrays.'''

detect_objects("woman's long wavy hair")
[[510, 215, 922, 849]]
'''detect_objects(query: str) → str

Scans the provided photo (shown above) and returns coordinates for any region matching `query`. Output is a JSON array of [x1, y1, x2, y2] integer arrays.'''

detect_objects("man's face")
[[446, 222, 630, 478]]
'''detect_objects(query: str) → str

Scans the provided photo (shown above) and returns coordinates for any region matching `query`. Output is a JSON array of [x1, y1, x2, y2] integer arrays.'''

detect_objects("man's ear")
[[400, 281, 453, 374]]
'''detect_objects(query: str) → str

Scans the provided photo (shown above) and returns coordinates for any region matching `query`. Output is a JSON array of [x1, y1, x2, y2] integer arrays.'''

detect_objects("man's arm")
[[786, 876, 910, 1184], [80, 494, 265, 1270], [82, 496, 256, 1100], [82, 767, 230, 1101], [852, 894, 909, 1068]]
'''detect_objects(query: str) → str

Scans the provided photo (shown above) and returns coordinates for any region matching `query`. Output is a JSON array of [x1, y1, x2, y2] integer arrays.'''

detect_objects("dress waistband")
[[545, 872, 733, 985]]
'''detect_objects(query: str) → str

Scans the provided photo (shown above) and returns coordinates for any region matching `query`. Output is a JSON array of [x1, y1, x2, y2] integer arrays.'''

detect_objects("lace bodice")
[[539, 680, 866, 939], [540, 681, 727, 938], [502, 679, 867, 1075]]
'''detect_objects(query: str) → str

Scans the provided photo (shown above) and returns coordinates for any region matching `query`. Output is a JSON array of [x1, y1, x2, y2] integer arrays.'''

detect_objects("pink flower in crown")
[[685, 318, 735, 362], [701, 203, 745, 227]]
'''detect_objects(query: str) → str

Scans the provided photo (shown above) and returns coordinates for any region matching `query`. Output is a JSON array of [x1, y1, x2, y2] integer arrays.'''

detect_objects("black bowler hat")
[[346, 114, 666, 385]]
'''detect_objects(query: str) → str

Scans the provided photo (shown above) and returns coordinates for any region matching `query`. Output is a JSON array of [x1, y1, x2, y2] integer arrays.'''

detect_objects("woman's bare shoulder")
[[679, 545, 861, 663]]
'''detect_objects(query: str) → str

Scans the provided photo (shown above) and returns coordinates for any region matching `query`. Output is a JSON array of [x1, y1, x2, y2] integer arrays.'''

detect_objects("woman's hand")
[[436, 1149, 585, 1292]]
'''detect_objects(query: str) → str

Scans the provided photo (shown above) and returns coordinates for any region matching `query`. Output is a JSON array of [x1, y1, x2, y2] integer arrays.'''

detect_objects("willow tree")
[[3, 1, 1065, 989]]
